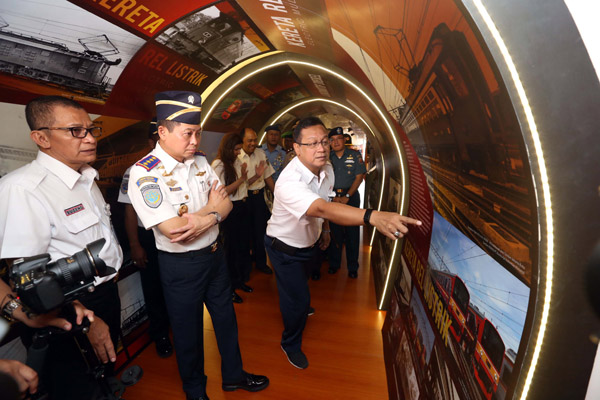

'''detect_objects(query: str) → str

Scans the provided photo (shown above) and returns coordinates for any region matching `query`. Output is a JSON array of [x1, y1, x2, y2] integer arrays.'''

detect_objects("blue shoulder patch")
[[136, 155, 160, 171], [194, 151, 206, 157]]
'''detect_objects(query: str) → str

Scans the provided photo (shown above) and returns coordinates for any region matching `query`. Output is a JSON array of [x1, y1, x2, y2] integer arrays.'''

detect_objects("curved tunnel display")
[[0, 1, 598, 399]]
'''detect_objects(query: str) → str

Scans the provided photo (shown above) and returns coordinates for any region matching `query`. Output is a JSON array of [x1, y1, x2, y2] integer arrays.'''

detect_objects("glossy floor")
[[123, 247, 387, 399]]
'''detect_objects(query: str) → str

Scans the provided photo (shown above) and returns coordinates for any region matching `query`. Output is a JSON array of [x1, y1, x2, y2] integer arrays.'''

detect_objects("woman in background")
[[211, 133, 252, 303]]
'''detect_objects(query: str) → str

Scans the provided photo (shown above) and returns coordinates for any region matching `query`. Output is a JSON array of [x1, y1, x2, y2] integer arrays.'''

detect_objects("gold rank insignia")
[[177, 204, 188, 217], [158, 165, 165, 169], [166, 179, 178, 187], [162, 171, 173, 177], [196, 171, 206, 176]]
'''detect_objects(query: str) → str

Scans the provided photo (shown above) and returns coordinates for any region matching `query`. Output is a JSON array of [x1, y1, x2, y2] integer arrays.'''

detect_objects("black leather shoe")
[[186, 394, 209, 400], [232, 291, 243, 303], [348, 271, 358, 279], [155, 336, 173, 358], [239, 283, 253, 293], [256, 264, 273, 274], [311, 271, 321, 281], [281, 346, 308, 369], [328, 267, 338, 274], [222, 373, 269, 392]]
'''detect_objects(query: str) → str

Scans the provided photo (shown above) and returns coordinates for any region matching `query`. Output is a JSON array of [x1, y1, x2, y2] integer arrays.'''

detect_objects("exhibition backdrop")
[[0, 1, 537, 399]]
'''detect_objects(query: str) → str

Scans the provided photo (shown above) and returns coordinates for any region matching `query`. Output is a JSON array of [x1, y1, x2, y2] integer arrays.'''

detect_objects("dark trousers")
[[247, 188, 270, 270], [329, 191, 361, 272], [158, 245, 244, 397], [264, 235, 317, 353], [221, 199, 251, 287], [137, 228, 170, 341], [24, 280, 121, 400]]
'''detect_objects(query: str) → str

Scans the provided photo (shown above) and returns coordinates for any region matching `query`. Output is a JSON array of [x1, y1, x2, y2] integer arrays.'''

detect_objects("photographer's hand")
[[87, 316, 116, 364], [0, 359, 38, 396]]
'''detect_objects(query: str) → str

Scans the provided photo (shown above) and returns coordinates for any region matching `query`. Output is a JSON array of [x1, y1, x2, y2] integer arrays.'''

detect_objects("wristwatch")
[[2, 296, 21, 322], [209, 211, 222, 224], [345, 193, 351, 198]]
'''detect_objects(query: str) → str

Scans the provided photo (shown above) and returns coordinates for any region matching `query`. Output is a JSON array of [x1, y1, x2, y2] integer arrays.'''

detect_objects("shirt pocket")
[[196, 180, 211, 205], [166, 189, 192, 207], [63, 204, 100, 234]]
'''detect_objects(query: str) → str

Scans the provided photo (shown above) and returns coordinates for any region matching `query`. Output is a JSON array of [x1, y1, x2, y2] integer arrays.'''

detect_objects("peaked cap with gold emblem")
[[328, 126, 344, 138], [155, 91, 202, 125]]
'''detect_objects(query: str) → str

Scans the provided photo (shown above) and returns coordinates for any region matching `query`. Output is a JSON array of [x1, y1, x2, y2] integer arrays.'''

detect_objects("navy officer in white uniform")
[[0, 95, 123, 399], [265, 116, 422, 370], [128, 91, 268, 400]]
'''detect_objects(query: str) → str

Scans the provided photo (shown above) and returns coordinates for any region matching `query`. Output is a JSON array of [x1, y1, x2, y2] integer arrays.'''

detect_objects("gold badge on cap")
[[177, 204, 188, 217]]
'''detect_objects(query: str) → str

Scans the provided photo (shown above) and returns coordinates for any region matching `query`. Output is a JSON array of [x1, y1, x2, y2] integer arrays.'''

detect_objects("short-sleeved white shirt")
[[117, 166, 144, 228], [238, 148, 275, 191], [128, 143, 221, 253], [0, 152, 123, 285], [210, 159, 248, 201], [266, 156, 334, 248]]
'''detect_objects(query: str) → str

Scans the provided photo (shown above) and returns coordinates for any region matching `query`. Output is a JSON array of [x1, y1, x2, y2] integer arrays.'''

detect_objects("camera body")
[[10, 239, 115, 314]]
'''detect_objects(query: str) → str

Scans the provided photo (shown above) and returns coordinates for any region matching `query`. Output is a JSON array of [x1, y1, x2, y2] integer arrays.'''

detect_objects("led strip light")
[[202, 58, 405, 309], [471, 1, 553, 399]]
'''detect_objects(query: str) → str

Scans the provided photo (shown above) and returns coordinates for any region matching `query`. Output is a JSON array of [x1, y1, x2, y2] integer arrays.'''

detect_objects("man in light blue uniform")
[[328, 127, 366, 278], [261, 125, 287, 182]]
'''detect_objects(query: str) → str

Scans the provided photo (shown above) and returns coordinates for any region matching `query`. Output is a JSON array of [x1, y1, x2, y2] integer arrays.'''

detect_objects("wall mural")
[[0, 1, 536, 398], [0, 0, 145, 103]]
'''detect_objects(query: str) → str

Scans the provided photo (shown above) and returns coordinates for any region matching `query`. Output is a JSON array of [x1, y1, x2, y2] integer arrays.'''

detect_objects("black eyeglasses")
[[36, 126, 103, 138], [295, 138, 331, 149]]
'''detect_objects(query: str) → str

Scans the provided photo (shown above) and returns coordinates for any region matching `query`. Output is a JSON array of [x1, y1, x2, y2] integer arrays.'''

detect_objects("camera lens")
[[47, 239, 107, 286]]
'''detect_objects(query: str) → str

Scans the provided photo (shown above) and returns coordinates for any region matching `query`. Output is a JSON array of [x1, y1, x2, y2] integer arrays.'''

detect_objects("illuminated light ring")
[[259, 98, 388, 247], [471, 1, 553, 399], [201, 57, 406, 311], [370, 155, 386, 247]]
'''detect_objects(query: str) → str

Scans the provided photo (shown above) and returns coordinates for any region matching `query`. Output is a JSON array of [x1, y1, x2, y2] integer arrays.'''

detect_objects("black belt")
[[334, 188, 350, 196], [158, 240, 218, 258], [248, 188, 264, 196], [267, 235, 315, 256]]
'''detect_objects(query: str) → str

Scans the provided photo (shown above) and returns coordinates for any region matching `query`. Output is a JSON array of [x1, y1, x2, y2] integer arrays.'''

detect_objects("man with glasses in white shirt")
[[0, 96, 123, 399], [265, 116, 422, 370]]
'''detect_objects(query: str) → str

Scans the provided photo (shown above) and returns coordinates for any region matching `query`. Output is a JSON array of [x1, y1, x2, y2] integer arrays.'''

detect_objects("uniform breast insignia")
[[162, 171, 173, 177], [196, 171, 206, 176], [136, 155, 161, 171], [136, 176, 158, 187], [169, 187, 183, 192], [177, 204, 188, 217], [166, 179, 178, 187], [141, 184, 162, 208], [158, 165, 165, 169], [64, 203, 85, 216]]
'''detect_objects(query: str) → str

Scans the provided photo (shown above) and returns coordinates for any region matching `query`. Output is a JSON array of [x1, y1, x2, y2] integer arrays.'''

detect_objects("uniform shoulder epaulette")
[[136, 155, 161, 171], [194, 151, 206, 157]]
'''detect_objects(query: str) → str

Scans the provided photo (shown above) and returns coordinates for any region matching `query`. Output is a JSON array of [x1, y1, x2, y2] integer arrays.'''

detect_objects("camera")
[[9, 239, 116, 314]]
